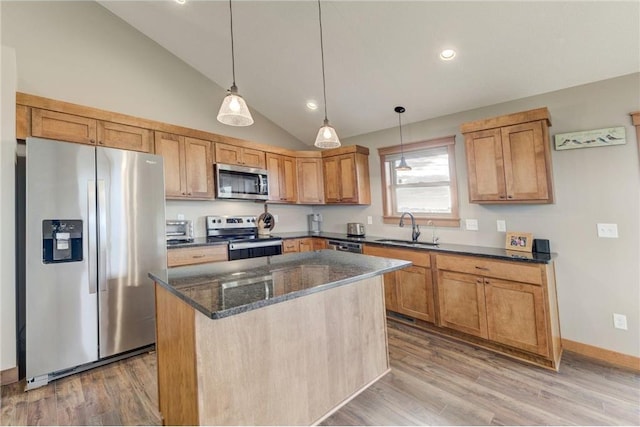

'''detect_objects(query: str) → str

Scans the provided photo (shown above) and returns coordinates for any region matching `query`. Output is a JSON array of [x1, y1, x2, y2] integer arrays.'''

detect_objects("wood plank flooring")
[[2, 321, 639, 426]]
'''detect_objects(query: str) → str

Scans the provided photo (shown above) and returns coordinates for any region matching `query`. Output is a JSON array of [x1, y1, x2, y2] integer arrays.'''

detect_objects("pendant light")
[[395, 106, 411, 171], [314, 0, 341, 149], [217, 0, 254, 127]]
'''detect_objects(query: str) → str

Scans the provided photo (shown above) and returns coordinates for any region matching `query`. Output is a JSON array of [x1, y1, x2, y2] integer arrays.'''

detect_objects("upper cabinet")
[[155, 132, 214, 200], [296, 156, 324, 204], [461, 108, 554, 204], [31, 108, 152, 153], [322, 146, 371, 205], [215, 142, 266, 169], [266, 153, 298, 203]]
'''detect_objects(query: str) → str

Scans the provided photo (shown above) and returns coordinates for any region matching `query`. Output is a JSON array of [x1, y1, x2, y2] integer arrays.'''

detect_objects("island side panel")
[[155, 284, 199, 426], [194, 276, 389, 426]]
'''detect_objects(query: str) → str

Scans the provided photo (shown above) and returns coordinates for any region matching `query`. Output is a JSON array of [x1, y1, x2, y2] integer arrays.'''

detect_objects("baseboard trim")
[[562, 338, 640, 372], [1, 367, 19, 386]]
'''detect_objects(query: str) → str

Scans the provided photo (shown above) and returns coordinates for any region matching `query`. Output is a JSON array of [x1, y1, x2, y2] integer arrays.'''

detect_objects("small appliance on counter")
[[347, 222, 366, 237], [166, 220, 194, 244], [308, 213, 323, 234]]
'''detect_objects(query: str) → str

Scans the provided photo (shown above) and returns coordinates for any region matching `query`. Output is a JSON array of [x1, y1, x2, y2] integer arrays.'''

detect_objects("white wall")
[[318, 73, 640, 358], [0, 45, 17, 372]]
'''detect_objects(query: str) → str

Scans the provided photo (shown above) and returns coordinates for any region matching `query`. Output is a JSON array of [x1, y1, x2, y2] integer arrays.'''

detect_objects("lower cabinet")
[[434, 253, 559, 367], [363, 245, 435, 323], [283, 237, 315, 254], [437, 270, 488, 338]]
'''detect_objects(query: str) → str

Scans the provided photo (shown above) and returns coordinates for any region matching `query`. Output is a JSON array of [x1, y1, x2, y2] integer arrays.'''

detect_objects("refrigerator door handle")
[[88, 180, 98, 294], [97, 179, 108, 292]]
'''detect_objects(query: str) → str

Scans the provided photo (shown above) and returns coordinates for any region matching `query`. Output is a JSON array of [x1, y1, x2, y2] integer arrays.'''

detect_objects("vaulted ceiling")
[[99, 1, 640, 145]]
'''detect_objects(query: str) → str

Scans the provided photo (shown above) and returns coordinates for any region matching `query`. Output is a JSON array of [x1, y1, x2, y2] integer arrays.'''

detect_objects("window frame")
[[378, 135, 460, 227]]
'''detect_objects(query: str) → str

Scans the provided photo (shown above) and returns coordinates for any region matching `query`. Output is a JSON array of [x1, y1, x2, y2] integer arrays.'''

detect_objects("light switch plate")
[[465, 219, 479, 231], [177, 213, 185, 220], [597, 223, 618, 238], [497, 220, 506, 232], [274, 214, 279, 223], [367, 216, 373, 225], [613, 313, 628, 330]]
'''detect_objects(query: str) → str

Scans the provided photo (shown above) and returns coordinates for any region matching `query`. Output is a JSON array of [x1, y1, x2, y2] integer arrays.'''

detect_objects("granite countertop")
[[272, 231, 556, 264], [149, 250, 410, 319], [166, 231, 555, 264]]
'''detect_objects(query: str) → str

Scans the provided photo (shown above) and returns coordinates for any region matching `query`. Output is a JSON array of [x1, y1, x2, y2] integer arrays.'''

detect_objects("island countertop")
[[149, 250, 410, 320]]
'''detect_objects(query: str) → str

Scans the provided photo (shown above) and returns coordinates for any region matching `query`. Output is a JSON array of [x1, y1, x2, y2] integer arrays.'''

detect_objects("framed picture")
[[505, 231, 533, 252], [554, 126, 626, 150]]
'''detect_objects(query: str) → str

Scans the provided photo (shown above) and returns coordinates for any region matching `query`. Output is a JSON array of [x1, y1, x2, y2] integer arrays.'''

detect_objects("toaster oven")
[[166, 220, 194, 243]]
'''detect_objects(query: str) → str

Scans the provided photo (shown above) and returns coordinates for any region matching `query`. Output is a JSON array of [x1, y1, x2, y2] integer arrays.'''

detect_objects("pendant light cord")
[[398, 112, 405, 155], [229, 0, 236, 87], [318, 0, 328, 122]]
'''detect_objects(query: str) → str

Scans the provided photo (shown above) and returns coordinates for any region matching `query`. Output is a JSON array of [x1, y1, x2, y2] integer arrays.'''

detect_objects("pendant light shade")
[[395, 106, 411, 171], [217, 84, 253, 126], [217, 0, 254, 127], [315, 119, 341, 149], [314, 0, 341, 149]]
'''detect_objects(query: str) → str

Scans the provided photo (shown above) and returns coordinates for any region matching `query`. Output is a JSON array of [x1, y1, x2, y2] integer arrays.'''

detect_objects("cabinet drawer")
[[364, 245, 430, 268], [167, 245, 228, 267], [282, 239, 299, 253], [435, 254, 542, 285]]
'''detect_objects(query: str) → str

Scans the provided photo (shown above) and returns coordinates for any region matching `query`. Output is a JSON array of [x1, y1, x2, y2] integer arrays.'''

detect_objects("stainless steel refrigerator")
[[25, 137, 166, 389]]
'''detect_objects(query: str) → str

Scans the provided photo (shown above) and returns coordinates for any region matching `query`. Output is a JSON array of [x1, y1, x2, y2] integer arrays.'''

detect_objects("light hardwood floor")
[[2, 321, 639, 426]]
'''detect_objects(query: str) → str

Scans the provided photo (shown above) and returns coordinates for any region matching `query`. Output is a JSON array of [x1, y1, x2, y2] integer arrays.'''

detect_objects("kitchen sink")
[[374, 239, 439, 248]]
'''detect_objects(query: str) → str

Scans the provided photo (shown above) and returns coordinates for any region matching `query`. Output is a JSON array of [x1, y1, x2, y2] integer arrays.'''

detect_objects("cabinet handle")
[[484, 279, 490, 284], [476, 278, 482, 284], [191, 255, 206, 259], [499, 195, 506, 199], [475, 266, 489, 271], [507, 195, 513, 199], [90, 139, 96, 144]]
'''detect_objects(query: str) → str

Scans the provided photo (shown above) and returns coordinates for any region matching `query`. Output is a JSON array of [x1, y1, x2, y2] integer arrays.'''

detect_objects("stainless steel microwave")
[[215, 164, 269, 200]]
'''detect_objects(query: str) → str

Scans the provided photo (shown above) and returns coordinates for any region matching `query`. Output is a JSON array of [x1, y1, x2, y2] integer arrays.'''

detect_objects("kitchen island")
[[149, 250, 410, 426]]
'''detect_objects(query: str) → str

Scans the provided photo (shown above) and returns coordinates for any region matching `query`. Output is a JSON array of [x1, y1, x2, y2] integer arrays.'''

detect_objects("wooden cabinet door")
[[465, 128, 506, 202], [98, 121, 152, 153], [297, 158, 324, 204], [381, 271, 399, 312], [396, 265, 435, 323], [282, 239, 299, 253], [337, 154, 358, 203], [241, 147, 266, 169], [501, 121, 549, 201], [437, 270, 488, 338], [312, 238, 327, 250], [215, 143, 242, 166], [298, 238, 313, 252], [322, 156, 340, 202], [184, 137, 214, 199], [32, 109, 97, 145], [485, 278, 549, 356], [267, 153, 297, 202], [155, 132, 185, 198]]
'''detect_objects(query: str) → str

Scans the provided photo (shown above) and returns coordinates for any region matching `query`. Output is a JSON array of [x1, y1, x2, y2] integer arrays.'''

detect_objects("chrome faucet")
[[399, 212, 420, 242]]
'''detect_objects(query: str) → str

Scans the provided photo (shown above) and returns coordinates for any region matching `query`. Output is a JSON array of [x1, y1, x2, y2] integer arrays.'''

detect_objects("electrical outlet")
[[177, 213, 185, 220], [497, 219, 506, 232], [597, 223, 619, 238], [613, 313, 628, 330], [274, 214, 279, 223], [465, 219, 479, 231], [367, 216, 373, 225]]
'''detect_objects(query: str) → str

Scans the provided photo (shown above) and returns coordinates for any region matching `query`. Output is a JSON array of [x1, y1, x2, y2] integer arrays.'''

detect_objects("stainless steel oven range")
[[206, 215, 283, 260]]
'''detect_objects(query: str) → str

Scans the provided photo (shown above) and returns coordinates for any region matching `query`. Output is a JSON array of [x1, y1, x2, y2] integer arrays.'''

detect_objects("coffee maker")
[[308, 213, 322, 234]]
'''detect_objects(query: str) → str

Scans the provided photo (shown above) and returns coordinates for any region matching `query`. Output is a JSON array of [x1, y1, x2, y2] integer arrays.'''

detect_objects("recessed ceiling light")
[[440, 49, 456, 60], [306, 101, 318, 110], [175, 0, 186, 4]]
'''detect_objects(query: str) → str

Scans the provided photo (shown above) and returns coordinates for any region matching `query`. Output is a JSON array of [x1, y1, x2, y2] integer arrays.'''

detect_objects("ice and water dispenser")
[[42, 220, 83, 263]]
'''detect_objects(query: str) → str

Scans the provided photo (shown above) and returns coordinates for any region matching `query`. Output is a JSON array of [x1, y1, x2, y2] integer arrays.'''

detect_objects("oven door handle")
[[229, 240, 282, 250]]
